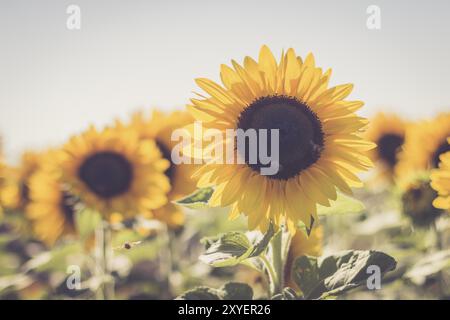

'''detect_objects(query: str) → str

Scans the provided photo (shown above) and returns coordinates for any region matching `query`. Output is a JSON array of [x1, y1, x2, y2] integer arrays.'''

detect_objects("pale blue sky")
[[1, 0, 449, 160]]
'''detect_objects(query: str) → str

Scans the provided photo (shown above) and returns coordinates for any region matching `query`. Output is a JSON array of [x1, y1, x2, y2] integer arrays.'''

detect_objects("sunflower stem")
[[432, 220, 445, 298], [159, 223, 174, 297], [263, 225, 292, 297], [95, 221, 114, 300], [260, 255, 278, 297]]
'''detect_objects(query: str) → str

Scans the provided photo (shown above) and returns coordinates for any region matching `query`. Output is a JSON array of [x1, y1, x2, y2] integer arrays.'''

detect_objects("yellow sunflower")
[[60, 125, 171, 219], [365, 112, 406, 181], [187, 46, 375, 233], [0, 151, 42, 211], [285, 226, 323, 290], [396, 113, 450, 182], [430, 138, 450, 211], [118, 110, 197, 228], [401, 175, 443, 227], [26, 153, 78, 245], [0, 160, 5, 217]]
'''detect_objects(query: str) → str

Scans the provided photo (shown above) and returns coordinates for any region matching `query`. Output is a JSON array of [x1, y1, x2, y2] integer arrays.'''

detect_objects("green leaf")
[[174, 187, 214, 209], [405, 249, 450, 285], [271, 287, 298, 300], [317, 193, 365, 216], [177, 282, 253, 300], [176, 287, 221, 300], [292, 250, 397, 299], [22, 243, 84, 273], [291, 256, 321, 299], [248, 223, 275, 257], [199, 225, 275, 268], [221, 282, 253, 300], [75, 208, 102, 241]]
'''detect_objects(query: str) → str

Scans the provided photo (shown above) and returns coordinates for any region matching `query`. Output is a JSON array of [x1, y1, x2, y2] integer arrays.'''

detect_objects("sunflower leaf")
[[199, 225, 275, 267], [291, 256, 321, 299], [174, 187, 214, 209], [176, 286, 221, 300], [220, 282, 254, 300], [199, 232, 252, 267], [249, 223, 275, 257], [404, 249, 450, 285], [176, 282, 253, 300], [317, 193, 365, 216], [271, 287, 299, 300], [292, 250, 397, 299]]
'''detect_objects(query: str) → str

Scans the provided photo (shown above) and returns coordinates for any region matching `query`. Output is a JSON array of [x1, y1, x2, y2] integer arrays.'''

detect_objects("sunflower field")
[[1, 33, 450, 302]]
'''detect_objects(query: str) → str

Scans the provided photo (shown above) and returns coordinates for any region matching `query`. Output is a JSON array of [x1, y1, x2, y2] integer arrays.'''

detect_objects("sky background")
[[1, 0, 449, 161]]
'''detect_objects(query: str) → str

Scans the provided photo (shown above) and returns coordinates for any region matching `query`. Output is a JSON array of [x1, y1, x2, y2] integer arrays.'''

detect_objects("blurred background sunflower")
[[431, 138, 450, 211], [60, 125, 171, 219], [0, 151, 42, 212], [396, 113, 450, 183], [118, 110, 198, 228], [25, 151, 79, 245], [365, 113, 407, 184]]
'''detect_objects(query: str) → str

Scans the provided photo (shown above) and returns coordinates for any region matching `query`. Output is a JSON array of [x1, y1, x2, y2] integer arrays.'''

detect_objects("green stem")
[[261, 226, 292, 297], [271, 230, 284, 295], [260, 255, 278, 296], [159, 224, 174, 296], [95, 221, 114, 300], [433, 221, 445, 298]]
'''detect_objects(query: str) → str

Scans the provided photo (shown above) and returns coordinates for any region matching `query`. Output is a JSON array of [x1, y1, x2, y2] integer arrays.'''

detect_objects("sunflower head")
[[188, 45, 374, 234], [401, 175, 443, 227], [0, 151, 43, 211], [61, 125, 171, 219], [285, 226, 323, 290], [0, 159, 5, 217], [430, 138, 450, 211], [118, 110, 198, 228], [26, 151, 79, 245], [396, 113, 450, 183], [365, 113, 406, 181]]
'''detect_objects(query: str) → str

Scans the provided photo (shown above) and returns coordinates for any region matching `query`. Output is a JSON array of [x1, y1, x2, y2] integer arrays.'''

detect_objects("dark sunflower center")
[[20, 181, 30, 204], [432, 139, 450, 168], [377, 133, 404, 167], [236, 95, 324, 180], [156, 140, 175, 182], [402, 181, 443, 227], [60, 192, 77, 226], [78, 152, 133, 198]]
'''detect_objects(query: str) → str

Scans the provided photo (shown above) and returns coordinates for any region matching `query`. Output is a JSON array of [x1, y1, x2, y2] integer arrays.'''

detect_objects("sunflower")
[[396, 113, 450, 182], [0, 160, 5, 217], [365, 113, 406, 181], [430, 138, 450, 211], [187, 46, 375, 233], [285, 226, 323, 290], [118, 110, 197, 228], [60, 125, 171, 219], [0, 151, 42, 211], [401, 175, 443, 227], [26, 153, 78, 245]]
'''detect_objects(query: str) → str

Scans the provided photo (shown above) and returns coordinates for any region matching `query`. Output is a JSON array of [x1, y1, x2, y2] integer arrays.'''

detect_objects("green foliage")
[[292, 250, 397, 299], [271, 287, 298, 300], [174, 187, 214, 209], [177, 282, 253, 300], [405, 249, 450, 285], [317, 193, 366, 216], [22, 243, 84, 274], [199, 224, 275, 267]]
